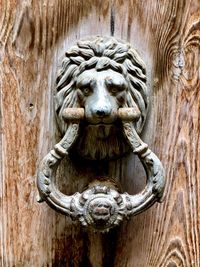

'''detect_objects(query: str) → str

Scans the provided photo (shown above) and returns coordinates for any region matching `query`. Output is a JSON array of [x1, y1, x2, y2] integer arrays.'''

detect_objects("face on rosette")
[[88, 197, 114, 223], [83, 193, 121, 231]]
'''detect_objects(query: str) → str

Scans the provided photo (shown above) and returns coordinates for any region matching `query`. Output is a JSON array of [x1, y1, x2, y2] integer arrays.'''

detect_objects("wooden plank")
[[0, 0, 199, 266], [112, 1, 200, 267]]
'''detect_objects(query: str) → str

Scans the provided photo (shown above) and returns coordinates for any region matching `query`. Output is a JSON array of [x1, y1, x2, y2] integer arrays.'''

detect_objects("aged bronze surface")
[[37, 36, 165, 232]]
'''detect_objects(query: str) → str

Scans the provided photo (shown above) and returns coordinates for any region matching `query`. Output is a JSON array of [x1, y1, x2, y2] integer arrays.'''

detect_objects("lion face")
[[88, 197, 114, 222], [76, 69, 128, 125], [55, 36, 148, 160], [74, 68, 131, 159]]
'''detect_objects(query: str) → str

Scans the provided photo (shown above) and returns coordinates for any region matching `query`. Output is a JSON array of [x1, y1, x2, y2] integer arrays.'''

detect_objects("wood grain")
[[0, 0, 199, 266]]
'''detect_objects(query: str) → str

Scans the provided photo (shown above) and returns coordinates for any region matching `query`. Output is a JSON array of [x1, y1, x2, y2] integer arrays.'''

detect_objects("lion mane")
[[55, 36, 148, 160]]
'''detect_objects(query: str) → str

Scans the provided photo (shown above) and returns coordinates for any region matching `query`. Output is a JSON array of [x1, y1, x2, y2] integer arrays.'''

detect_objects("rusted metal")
[[118, 107, 141, 121], [62, 108, 85, 120], [62, 107, 141, 121]]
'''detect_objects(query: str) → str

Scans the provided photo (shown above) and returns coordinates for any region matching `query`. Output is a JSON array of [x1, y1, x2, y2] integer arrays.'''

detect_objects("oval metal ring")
[[37, 109, 165, 232]]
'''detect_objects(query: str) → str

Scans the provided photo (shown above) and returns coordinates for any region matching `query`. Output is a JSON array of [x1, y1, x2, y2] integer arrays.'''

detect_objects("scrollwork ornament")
[[37, 36, 165, 232]]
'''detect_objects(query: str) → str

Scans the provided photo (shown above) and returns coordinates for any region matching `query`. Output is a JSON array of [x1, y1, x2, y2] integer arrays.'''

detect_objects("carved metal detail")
[[37, 36, 165, 232], [54, 36, 148, 160]]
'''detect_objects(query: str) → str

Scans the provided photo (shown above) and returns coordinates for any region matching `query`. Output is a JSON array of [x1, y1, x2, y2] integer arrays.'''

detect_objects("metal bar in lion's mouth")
[[62, 108, 141, 121], [62, 108, 85, 121]]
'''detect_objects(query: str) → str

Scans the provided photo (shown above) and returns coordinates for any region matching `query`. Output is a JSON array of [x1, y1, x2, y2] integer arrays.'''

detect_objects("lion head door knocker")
[[37, 36, 165, 232]]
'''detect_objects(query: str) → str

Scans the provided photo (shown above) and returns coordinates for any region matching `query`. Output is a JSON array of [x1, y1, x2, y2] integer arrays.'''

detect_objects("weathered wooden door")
[[0, 1, 199, 266]]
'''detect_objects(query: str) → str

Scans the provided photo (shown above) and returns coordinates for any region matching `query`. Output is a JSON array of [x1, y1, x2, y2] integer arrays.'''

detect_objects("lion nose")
[[93, 107, 111, 117]]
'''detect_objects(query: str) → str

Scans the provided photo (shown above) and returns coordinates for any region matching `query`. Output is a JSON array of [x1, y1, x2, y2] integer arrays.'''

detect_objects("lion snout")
[[96, 109, 110, 117], [85, 95, 118, 124], [92, 105, 111, 117], [86, 105, 118, 124]]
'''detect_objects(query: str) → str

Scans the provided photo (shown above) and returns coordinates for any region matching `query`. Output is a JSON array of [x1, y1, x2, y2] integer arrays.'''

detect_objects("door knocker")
[[37, 36, 165, 232]]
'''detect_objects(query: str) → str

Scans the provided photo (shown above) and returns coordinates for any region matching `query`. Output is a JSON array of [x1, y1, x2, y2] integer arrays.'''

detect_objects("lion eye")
[[82, 87, 91, 96], [109, 87, 118, 94]]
